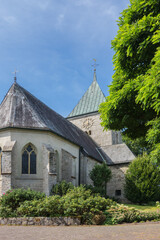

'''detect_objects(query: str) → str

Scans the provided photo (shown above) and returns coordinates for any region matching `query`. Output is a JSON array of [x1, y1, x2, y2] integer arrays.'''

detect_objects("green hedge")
[[17, 195, 63, 217], [0, 189, 45, 217], [17, 186, 114, 224], [1, 187, 160, 225], [60, 186, 114, 223]]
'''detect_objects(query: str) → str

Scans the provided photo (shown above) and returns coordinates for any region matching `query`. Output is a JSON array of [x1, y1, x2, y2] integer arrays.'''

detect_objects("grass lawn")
[[124, 204, 158, 212]]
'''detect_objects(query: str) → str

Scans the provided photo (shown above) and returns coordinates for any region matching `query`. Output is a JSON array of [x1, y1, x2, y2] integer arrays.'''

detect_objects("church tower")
[[67, 70, 122, 147], [67, 71, 135, 200]]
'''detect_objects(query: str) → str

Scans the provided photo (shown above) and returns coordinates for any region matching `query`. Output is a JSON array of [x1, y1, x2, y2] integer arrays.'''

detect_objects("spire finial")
[[12, 69, 19, 83], [92, 59, 99, 82], [92, 59, 99, 72]]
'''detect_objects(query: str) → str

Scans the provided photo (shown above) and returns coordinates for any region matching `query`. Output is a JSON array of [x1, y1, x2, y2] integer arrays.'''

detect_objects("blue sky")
[[0, 0, 130, 117]]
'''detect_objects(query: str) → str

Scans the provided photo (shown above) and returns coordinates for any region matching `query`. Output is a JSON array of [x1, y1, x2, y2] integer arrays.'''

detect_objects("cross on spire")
[[12, 69, 19, 83], [92, 59, 99, 72]]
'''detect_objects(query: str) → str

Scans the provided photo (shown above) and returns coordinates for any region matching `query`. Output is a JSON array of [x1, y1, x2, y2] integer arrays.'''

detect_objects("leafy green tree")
[[124, 154, 160, 203], [89, 162, 112, 196], [99, 0, 160, 156], [122, 135, 151, 156]]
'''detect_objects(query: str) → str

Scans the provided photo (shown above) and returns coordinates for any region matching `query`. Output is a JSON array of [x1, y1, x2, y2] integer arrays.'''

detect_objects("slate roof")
[[0, 82, 110, 163], [68, 71, 106, 118], [101, 144, 135, 165]]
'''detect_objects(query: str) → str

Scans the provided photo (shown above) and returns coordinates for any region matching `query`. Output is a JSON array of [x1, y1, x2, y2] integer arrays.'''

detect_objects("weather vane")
[[12, 69, 19, 83], [92, 59, 99, 72]]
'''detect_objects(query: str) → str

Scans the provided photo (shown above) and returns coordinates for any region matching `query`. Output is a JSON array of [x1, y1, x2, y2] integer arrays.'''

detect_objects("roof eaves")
[[66, 111, 99, 119], [0, 126, 104, 163]]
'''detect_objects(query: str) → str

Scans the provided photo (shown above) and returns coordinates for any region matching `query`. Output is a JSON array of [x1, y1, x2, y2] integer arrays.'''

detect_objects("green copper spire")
[[68, 71, 105, 118], [93, 70, 97, 82]]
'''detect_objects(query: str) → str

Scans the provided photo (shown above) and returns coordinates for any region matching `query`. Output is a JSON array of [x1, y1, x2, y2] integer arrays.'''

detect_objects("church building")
[[0, 71, 134, 200], [67, 70, 135, 199]]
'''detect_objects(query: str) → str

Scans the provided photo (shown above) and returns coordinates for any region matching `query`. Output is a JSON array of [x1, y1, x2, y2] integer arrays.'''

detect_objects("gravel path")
[[0, 223, 160, 240]]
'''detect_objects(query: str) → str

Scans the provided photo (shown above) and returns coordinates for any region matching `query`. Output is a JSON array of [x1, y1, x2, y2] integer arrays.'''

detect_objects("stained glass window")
[[22, 144, 36, 174], [30, 151, 36, 174]]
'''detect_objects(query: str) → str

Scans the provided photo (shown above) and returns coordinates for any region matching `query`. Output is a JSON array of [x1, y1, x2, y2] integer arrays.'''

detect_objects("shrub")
[[17, 186, 114, 222], [105, 204, 160, 225], [92, 212, 107, 225], [17, 195, 62, 217], [17, 186, 115, 223], [89, 162, 112, 196], [0, 188, 45, 217], [156, 201, 160, 208], [124, 154, 160, 204], [0, 186, 116, 222], [60, 185, 114, 224], [51, 180, 74, 196], [83, 184, 105, 196]]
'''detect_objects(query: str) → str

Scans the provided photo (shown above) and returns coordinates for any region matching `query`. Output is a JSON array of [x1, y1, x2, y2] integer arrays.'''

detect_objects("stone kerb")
[[0, 217, 81, 226]]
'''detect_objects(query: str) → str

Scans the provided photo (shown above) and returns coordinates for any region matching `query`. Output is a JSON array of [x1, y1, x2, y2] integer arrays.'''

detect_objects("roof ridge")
[[0, 83, 16, 126], [8, 84, 15, 126], [0, 83, 15, 107], [16, 83, 70, 124], [0, 81, 107, 163], [16, 84, 49, 128]]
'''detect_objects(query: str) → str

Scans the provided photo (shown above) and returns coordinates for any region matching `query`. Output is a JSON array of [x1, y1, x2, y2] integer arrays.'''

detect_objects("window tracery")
[[22, 144, 36, 174]]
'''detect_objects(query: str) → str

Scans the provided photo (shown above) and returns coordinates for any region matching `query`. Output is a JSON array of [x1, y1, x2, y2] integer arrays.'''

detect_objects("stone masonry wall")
[[107, 163, 129, 201], [1, 151, 12, 194], [42, 144, 58, 196], [0, 217, 80, 226], [61, 149, 77, 185], [86, 157, 100, 185], [1, 175, 11, 195], [68, 113, 113, 147], [80, 153, 87, 184]]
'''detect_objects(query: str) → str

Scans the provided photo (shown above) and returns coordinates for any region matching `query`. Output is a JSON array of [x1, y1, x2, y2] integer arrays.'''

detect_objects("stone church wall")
[[1, 151, 12, 194], [80, 156, 128, 201], [79, 153, 100, 185], [0, 133, 12, 195], [79, 153, 87, 184], [0, 129, 80, 195], [68, 113, 122, 147], [0, 135, 16, 195], [0, 128, 130, 200], [86, 157, 100, 185], [107, 163, 129, 201], [42, 144, 58, 196], [61, 149, 77, 185], [80, 151, 129, 201]]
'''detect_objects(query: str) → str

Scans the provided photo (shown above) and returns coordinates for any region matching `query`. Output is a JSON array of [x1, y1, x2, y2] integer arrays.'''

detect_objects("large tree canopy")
[[99, 0, 160, 152]]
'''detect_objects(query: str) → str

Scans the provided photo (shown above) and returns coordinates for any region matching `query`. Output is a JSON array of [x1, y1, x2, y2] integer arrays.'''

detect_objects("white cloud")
[[102, 5, 120, 19], [22, 0, 51, 10], [37, 1, 50, 10], [56, 14, 65, 28], [3, 16, 17, 24], [75, 0, 93, 7]]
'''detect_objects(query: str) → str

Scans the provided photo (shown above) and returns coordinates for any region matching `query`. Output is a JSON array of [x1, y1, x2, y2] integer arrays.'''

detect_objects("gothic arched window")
[[0, 147, 2, 174], [22, 144, 36, 174]]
